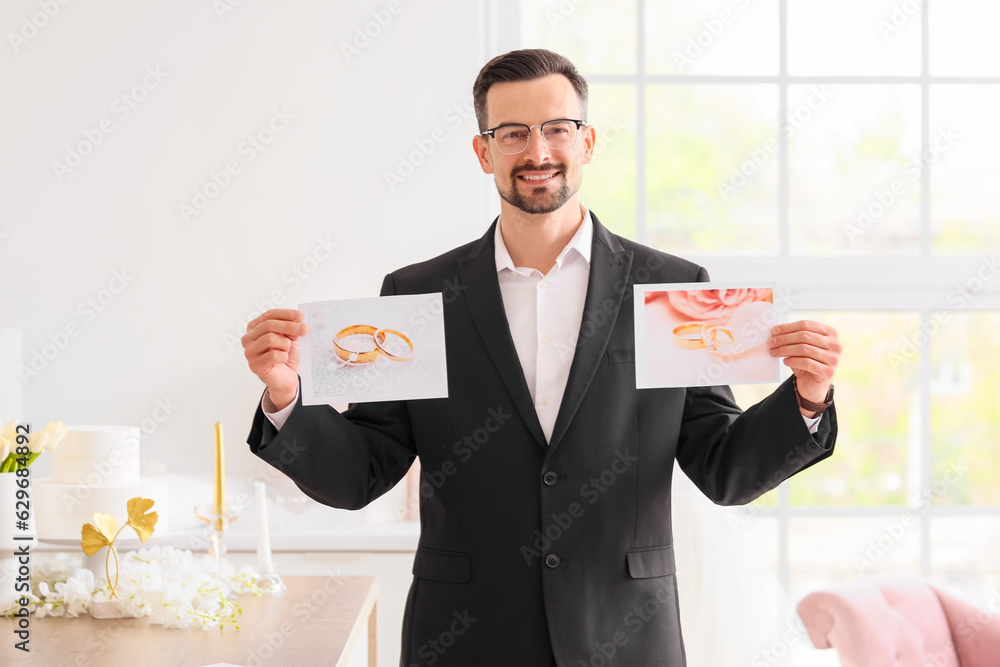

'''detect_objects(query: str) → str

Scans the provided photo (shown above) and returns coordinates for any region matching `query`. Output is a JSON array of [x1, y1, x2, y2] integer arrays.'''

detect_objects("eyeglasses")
[[481, 119, 585, 155]]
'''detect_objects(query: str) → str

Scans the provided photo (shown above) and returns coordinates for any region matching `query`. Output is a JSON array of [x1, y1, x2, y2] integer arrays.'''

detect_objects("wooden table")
[[2, 576, 377, 667]]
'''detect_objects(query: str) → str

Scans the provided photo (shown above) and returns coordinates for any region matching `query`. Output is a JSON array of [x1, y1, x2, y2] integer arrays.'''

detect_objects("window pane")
[[931, 313, 1000, 505], [646, 85, 778, 254], [930, 517, 1000, 604], [580, 84, 637, 240], [789, 312, 920, 506], [787, 0, 921, 76], [930, 1, 1000, 76], [645, 0, 778, 76], [742, 515, 780, 575], [789, 516, 921, 603], [520, 1, 636, 75], [930, 86, 1000, 253], [788, 84, 921, 255]]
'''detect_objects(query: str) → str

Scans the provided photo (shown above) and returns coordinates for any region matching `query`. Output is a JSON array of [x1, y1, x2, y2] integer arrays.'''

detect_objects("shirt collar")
[[494, 206, 594, 276]]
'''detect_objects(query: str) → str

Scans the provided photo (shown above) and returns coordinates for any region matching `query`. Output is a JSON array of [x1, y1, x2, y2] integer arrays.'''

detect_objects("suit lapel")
[[547, 216, 633, 451], [458, 220, 548, 449]]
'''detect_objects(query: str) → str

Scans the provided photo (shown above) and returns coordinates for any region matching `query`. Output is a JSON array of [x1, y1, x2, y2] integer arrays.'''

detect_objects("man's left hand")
[[768, 320, 842, 416]]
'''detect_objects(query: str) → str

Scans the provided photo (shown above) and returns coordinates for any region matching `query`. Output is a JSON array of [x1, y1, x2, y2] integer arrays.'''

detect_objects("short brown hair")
[[473, 49, 588, 132]]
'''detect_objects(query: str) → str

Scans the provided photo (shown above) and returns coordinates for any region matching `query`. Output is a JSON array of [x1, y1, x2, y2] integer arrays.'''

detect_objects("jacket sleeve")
[[675, 377, 837, 506], [245, 272, 418, 510]]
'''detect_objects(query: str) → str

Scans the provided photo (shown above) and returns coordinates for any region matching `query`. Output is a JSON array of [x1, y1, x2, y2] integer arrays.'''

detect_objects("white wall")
[[0, 0, 494, 490]]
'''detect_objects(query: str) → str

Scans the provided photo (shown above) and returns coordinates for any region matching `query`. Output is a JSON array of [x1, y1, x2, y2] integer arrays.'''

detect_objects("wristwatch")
[[792, 376, 834, 415]]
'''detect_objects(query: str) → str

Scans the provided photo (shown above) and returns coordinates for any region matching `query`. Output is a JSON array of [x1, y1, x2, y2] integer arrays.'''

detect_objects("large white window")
[[501, 0, 1000, 604]]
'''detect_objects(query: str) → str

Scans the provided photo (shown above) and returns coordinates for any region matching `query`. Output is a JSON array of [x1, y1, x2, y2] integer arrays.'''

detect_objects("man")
[[243, 49, 840, 666]]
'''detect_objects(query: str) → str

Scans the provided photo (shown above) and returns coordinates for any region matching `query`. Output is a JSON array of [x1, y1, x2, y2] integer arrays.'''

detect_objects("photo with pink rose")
[[635, 283, 780, 389]]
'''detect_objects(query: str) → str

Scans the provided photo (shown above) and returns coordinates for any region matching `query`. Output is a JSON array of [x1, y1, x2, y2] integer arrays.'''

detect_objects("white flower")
[[124, 553, 163, 592], [36, 581, 66, 618], [157, 600, 195, 629], [27, 422, 68, 454], [229, 564, 263, 595], [34, 603, 58, 618], [31, 552, 80, 589], [3, 592, 40, 617], [26, 429, 48, 454], [45, 422, 68, 451], [118, 593, 150, 618], [0, 420, 16, 461], [55, 570, 93, 618]]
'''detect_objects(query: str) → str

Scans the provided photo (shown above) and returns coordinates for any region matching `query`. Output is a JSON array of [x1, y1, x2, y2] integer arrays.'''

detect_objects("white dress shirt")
[[494, 207, 592, 443], [264, 207, 820, 435]]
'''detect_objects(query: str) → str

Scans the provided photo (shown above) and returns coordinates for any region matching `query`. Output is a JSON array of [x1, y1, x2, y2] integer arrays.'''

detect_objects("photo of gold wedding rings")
[[672, 323, 736, 353], [334, 324, 414, 364]]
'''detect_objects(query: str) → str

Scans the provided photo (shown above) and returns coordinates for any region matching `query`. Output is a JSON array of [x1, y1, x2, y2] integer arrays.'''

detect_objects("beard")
[[495, 163, 578, 215]]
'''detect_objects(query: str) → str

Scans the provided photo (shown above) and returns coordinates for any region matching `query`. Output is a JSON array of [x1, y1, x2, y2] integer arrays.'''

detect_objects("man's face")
[[474, 74, 595, 215]]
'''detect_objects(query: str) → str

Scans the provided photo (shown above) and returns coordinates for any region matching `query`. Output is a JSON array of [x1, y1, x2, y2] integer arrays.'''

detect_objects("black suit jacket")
[[248, 214, 837, 666]]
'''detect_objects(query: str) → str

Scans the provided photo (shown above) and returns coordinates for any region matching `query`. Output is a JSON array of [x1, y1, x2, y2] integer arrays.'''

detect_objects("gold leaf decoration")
[[81, 513, 120, 556], [79, 498, 159, 599], [126, 497, 158, 542]]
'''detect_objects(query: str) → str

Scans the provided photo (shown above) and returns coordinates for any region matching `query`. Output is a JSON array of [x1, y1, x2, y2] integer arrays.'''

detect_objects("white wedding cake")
[[33, 425, 170, 541]]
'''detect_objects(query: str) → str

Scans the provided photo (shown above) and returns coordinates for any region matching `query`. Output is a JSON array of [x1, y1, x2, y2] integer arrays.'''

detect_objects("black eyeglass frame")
[[481, 119, 586, 154]]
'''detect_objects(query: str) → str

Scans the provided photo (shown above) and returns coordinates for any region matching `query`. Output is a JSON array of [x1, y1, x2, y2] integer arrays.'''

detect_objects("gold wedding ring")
[[374, 329, 414, 361], [702, 326, 736, 353], [672, 323, 737, 353], [672, 323, 710, 350], [333, 325, 382, 363], [334, 325, 416, 364]]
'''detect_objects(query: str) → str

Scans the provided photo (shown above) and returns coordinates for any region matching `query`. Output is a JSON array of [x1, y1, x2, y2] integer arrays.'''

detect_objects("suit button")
[[545, 554, 560, 568], [543, 471, 558, 486]]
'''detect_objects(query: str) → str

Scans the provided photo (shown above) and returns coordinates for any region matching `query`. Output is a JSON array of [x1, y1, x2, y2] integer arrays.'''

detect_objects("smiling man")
[[243, 49, 841, 666]]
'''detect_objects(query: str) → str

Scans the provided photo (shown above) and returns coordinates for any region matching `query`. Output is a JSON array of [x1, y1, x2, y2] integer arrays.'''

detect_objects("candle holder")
[[256, 560, 287, 593], [194, 504, 240, 580], [252, 479, 286, 593]]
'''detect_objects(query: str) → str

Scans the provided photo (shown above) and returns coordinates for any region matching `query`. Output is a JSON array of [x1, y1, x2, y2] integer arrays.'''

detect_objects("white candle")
[[254, 480, 273, 567]]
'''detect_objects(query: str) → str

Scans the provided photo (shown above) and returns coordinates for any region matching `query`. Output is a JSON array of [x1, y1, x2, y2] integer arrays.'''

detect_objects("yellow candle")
[[213, 422, 225, 516]]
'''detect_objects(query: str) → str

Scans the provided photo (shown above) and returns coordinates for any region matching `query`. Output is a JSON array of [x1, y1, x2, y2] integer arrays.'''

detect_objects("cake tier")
[[52, 425, 141, 486], [32, 477, 170, 541]]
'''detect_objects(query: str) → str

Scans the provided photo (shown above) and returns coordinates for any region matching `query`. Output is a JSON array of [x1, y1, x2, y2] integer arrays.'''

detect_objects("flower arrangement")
[[0, 420, 67, 472], [2, 546, 261, 630]]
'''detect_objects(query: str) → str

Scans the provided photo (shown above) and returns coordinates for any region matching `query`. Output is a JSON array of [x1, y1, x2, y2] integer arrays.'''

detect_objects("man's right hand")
[[242, 308, 307, 411]]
